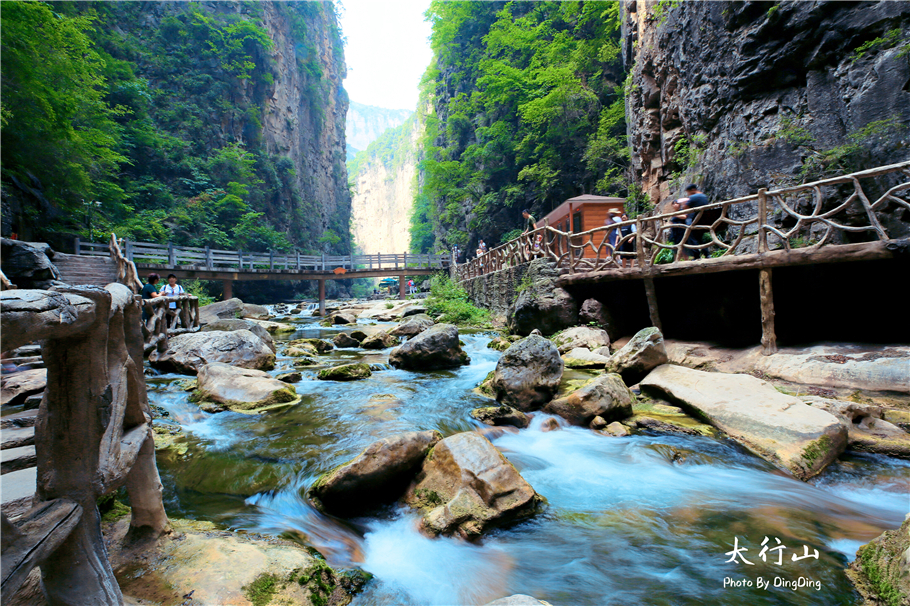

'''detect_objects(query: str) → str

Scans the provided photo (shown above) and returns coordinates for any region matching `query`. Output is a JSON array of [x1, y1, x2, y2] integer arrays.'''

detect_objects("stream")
[[148, 315, 909, 606]]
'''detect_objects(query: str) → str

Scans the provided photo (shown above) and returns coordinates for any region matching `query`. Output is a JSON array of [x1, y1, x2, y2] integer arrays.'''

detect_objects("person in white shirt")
[[159, 274, 185, 309]]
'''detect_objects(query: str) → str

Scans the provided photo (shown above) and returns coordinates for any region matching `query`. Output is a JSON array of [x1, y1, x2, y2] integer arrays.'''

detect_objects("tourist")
[[522, 209, 537, 233], [141, 273, 161, 321], [408, 279, 416, 295], [669, 197, 689, 256], [684, 184, 709, 259], [618, 212, 637, 268], [159, 274, 185, 309], [606, 209, 623, 260], [476, 245, 485, 273]]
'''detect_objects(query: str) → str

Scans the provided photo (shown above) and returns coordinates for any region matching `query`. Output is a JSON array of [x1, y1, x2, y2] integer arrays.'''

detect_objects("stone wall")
[[459, 263, 531, 318]]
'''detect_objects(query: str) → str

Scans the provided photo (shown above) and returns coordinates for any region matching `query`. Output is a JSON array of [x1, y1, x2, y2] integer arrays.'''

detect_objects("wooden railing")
[[0, 285, 168, 603], [74, 239, 449, 273], [140, 294, 200, 354], [455, 161, 910, 280]]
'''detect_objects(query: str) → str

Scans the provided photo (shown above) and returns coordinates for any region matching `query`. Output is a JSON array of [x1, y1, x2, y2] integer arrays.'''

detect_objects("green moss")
[[317, 363, 372, 381], [414, 487, 443, 507], [801, 434, 833, 468], [858, 544, 904, 606], [243, 572, 279, 606], [296, 559, 336, 606]]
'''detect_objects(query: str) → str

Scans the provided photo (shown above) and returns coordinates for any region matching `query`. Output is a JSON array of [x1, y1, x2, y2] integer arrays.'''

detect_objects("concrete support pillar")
[[399, 275, 406, 300], [222, 280, 233, 301], [319, 279, 326, 316]]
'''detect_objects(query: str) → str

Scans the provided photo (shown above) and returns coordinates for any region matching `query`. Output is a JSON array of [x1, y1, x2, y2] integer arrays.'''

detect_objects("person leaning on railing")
[[141, 273, 161, 321]]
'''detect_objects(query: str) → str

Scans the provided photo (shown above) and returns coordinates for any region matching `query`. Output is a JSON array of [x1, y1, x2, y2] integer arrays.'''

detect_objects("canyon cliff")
[[346, 101, 413, 158], [623, 0, 910, 223]]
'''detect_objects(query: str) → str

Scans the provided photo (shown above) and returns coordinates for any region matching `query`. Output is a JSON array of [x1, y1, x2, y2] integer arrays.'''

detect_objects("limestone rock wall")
[[623, 0, 910, 213], [459, 263, 531, 318]]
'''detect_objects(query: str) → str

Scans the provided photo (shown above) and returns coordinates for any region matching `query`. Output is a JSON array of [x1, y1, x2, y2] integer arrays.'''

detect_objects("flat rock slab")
[[1, 467, 36, 518], [0, 408, 39, 430], [1, 368, 47, 406], [561, 347, 611, 369], [1, 425, 35, 450], [1, 445, 37, 474], [641, 365, 847, 479], [801, 395, 910, 458], [195, 363, 298, 414]]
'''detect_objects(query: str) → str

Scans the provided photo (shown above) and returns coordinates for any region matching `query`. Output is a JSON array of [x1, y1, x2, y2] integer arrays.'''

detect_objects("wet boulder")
[[245, 318, 295, 334], [402, 306, 428, 318], [241, 303, 270, 320], [605, 327, 669, 385], [552, 326, 610, 354], [389, 314, 434, 338], [543, 373, 634, 427], [1, 239, 63, 289], [150, 330, 275, 375], [289, 338, 334, 353], [194, 362, 298, 413], [275, 371, 302, 383], [201, 318, 275, 352], [486, 337, 511, 352], [847, 516, 910, 605], [561, 347, 611, 369], [507, 259, 578, 336], [801, 396, 910, 458], [492, 335, 563, 411], [331, 311, 357, 325], [317, 363, 372, 381], [470, 405, 530, 429], [307, 430, 442, 516], [641, 365, 847, 480], [361, 331, 400, 350], [404, 432, 541, 537], [350, 330, 368, 342], [578, 298, 617, 339], [333, 332, 361, 348], [198, 298, 245, 325], [389, 324, 468, 369]]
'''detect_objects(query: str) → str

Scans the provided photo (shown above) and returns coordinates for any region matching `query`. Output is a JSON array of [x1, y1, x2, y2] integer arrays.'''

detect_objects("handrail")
[[75, 239, 450, 273], [455, 160, 910, 279], [138, 294, 200, 354]]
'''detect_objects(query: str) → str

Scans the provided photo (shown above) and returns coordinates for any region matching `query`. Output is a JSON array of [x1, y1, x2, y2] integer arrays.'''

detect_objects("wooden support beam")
[[759, 268, 777, 355], [399, 275, 406, 300], [318, 279, 326, 316], [222, 279, 232, 301], [643, 276, 662, 332]]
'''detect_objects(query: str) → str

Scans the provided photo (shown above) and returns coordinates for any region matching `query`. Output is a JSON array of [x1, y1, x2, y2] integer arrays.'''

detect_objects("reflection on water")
[[150, 317, 909, 605]]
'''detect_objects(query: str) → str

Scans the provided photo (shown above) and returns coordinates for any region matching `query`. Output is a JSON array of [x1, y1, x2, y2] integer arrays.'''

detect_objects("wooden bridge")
[[455, 161, 910, 353], [67, 240, 450, 315]]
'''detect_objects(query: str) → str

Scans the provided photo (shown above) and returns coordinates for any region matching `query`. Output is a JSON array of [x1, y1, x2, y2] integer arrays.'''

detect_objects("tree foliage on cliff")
[[1, 0, 349, 257], [411, 0, 629, 253]]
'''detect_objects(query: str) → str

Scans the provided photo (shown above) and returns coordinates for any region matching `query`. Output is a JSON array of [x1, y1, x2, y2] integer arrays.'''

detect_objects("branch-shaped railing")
[[456, 161, 910, 280], [140, 294, 200, 354]]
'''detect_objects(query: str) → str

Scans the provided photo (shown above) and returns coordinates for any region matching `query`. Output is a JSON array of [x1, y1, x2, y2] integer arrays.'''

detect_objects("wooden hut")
[[540, 194, 626, 258]]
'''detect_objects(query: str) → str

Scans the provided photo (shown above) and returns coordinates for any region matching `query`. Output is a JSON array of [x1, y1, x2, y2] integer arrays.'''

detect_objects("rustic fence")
[[75, 240, 449, 273], [456, 161, 910, 280], [0, 285, 168, 604], [140, 294, 200, 354]]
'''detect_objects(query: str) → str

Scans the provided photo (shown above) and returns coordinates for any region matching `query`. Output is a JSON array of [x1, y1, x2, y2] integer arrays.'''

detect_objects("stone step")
[[1, 445, 36, 474], [1, 426, 35, 450], [0, 409, 38, 430], [1, 467, 36, 519]]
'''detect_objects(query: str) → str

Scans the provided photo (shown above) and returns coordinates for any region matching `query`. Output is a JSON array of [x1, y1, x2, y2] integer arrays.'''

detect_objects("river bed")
[[148, 315, 909, 606]]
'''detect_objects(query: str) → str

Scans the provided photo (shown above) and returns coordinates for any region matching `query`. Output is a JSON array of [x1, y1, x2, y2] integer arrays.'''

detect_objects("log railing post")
[[759, 268, 777, 355], [757, 188, 768, 253], [206, 245, 212, 269]]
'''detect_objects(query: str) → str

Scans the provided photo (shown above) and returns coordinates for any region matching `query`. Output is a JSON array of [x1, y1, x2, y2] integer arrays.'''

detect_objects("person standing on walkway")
[[522, 209, 537, 233], [160, 274, 185, 309], [606, 209, 623, 260], [618, 212, 637, 268], [683, 184, 709, 259], [141, 273, 161, 321]]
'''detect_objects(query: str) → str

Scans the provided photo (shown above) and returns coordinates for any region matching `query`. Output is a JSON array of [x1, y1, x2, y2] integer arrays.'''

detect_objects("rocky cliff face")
[[349, 115, 421, 255], [623, 0, 910, 214], [347, 102, 413, 156]]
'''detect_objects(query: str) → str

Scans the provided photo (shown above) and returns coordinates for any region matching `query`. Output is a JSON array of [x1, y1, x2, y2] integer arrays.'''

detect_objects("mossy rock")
[[317, 363, 372, 381], [289, 338, 335, 353], [847, 517, 910, 606], [486, 337, 511, 352], [293, 357, 318, 367]]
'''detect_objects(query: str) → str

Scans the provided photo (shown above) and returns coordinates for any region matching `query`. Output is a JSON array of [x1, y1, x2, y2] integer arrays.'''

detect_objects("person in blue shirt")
[[141, 273, 161, 321], [683, 184, 709, 259]]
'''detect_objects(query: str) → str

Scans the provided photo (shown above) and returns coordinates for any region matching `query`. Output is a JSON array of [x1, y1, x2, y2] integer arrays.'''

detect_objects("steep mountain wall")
[[349, 114, 421, 255], [623, 0, 910, 218], [346, 101, 413, 156]]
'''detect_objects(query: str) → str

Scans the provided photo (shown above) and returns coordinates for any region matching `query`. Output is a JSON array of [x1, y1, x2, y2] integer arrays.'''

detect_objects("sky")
[[337, 0, 433, 111]]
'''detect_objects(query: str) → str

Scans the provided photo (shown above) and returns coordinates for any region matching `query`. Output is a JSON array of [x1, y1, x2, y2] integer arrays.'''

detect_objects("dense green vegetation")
[[410, 1, 630, 254], [425, 274, 491, 327], [1, 1, 350, 262]]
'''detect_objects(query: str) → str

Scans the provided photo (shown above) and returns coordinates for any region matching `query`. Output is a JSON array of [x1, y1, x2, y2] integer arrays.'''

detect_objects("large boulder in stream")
[[361, 331, 400, 350], [641, 365, 847, 479], [492, 335, 563, 411], [307, 430, 442, 516], [194, 362, 298, 413], [543, 373, 634, 427], [150, 330, 275, 375], [198, 298, 245, 325], [470, 405, 530, 429], [389, 324, 468, 369], [561, 347, 611, 369], [333, 332, 361, 348], [317, 363, 372, 381], [201, 318, 275, 352], [847, 516, 910, 606], [405, 432, 541, 538], [605, 326, 669, 385], [389, 314, 435, 338], [241, 303, 270, 320], [507, 259, 578, 336], [552, 326, 610, 354]]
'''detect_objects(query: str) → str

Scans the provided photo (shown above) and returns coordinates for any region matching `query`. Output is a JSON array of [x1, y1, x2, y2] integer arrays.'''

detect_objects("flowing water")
[[148, 315, 909, 606]]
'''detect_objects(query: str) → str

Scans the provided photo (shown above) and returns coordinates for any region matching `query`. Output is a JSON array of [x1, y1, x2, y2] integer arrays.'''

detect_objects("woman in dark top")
[[141, 273, 161, 321]]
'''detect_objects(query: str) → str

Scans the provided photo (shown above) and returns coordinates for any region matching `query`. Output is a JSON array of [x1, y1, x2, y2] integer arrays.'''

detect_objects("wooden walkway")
[[455, 161, 910, 354]]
